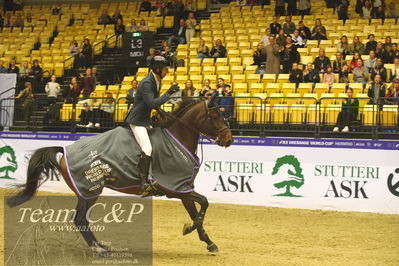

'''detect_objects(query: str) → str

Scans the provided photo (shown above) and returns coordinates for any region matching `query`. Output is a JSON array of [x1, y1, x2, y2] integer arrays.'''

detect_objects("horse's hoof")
[[182, 223, 192, 235], [207, 243, 218, 253]]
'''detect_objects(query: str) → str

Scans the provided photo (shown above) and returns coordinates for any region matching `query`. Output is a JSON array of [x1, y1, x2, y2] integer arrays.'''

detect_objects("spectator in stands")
[[386, 2, 398, 19], [155, 0, 166, 16], [388, 43, 398, 63], [12, 14, 23, 27], [350, 52, 362, 72], [185, 12, 196, 43], [92, 67, 99, 85], [280, 36, 300, 74], [160, 40, 168, 52], [337, 0, 349, 23], [4, 13, 11, 27], [138, 19, 149, 32], [264, 36, 280, 75], [276, 29, 287, 47], [311, 19, 327, 41], [161, 46, 176, 67], [269, 16, 281, 35], [114, 18, 125, 35], [303, 63, 320, 86], [127, 79, 138, 107], [175, 0, 185, 22], [197, 39, 209, 60], [99, 92, 115, 127], [336, 35, 349, 57], [45, 75, 61, 104], [313, 48, 331, 73], [186, 0, 197, 13], [15, 82, 34, 125], [218, 81, 234, 119], [7, 59, 19, 74], [362, 0, 373, 19], [168, 19, 186, 48], [349, 36, 365, 55], [339, 64, 350, 83], [80, 38, 93, 69], [182, 79, 198, 97], [146, 48, 156, 67], [298, 0, 311, 17], [98, 9, 112, 25], [64, 77, 81, 104], [283, 16, 295, 35], [372, 0, 385, 19], [383, 36, 393, 53], [70, 40, 79, 57], [386, 79, 399, 103], [322, 65, 335, 89], [253, 42, 266, 68], [333, 52, 347, 73], [237, 0, 247, 6], [200, 79, 212, 96], [112, 9, 123, 24], [390, 57, 399, 81], [0, 60, 7, 73], [364, 50, 376, 72], [127, 19, 138, 32], [353, 59, 368, 87], [210, 39, 227, 59], [292, 30, 305, 48], [77, 92, 101, 128], [0, 14, 3, 29], [289, 62, 303, 87], [19, 61, 30, 87], [79, 68, 95, 99], [367, 74, 386, 105], [139, 0, 153, 14], [371, 58, 387, 82], [29, 59, 43, 92], [298, 20, 311, 40], [261, 28, 272, 47], [333, 88, 359, 133], [365, 34, 377, 54], [275, 0, 285, 16], [375, 42, 390, 63], [286, 0, 297, 16], [52, 4, 62, 15]]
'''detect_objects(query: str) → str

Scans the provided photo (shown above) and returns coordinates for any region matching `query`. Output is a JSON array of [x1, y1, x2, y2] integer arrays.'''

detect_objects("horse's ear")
[[206, 92, 218, 108]]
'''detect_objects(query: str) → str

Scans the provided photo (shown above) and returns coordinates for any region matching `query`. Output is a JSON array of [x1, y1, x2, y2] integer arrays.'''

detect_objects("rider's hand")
[[167, 84, 180, 95]]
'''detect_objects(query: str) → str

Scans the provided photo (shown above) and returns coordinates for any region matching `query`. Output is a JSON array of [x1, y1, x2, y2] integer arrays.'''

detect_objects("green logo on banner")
[[271, 155, 304, 197], [0, 146, 18, 179]]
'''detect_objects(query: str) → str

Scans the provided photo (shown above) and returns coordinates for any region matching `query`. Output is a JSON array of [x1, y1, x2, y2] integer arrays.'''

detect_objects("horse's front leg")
[[181, 193, 218, 253]]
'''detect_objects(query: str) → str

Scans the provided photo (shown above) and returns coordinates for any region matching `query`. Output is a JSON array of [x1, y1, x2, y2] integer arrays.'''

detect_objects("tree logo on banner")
[[271, 155, 304, 197], [387, 168, 399, 197], [0, 145, 18, 179]]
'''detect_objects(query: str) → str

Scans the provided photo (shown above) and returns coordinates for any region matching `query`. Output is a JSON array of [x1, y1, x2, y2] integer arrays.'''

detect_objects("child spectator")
[[333, 88, 359, 133], [289, 63, 303, 87], [45, 75, 61, 104], [64, 77, 81, 104], [322, 66, 335, 89]]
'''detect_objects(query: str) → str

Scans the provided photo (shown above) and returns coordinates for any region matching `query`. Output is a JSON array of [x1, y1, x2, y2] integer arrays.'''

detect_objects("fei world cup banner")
[[0, 132, 398, 214]]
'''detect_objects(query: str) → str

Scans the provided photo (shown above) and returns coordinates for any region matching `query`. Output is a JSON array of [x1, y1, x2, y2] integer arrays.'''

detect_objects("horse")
[[7, 94, 233, 254]]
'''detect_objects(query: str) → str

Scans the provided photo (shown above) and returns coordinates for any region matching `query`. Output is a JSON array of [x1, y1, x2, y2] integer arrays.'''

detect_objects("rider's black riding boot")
[[138, 152, 156, 196]]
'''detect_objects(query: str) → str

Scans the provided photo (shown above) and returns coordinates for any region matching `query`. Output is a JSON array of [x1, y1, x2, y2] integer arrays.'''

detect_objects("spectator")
[[350, 52, 362, 72], [12, 14, 23, 27], [388, 43, 398, 63], [70, 40, 79, 57], [322, 65, 335, 88], [333, 88, 359, 133], [126, 79, 138, 107], [175, 0, 185, 22], [286, 0, 297, 16], [298, 0, 311, 17], [367, 74, 386, 105], [80, 38, 93, 69], [353, 59, 368, 87], [236, 0, 247, 6], [349, 36, 365, 55], [127, 19, 138, 32], [365, 34, 377, 54], [0, 14, 3, 29], [98, 9, 111, 25], [386, 79, 399, 103], [210, 39, 227, 59], [370, 58, 387, 82], [64, 77, 81, 104], [276, 29, 287, 47], [364, 50, 377, 72], [289, 62, 303, 87], [304, 63, 320, 86], [4, 14, 12, 27], [275, 0, 285, 16], [19, 61, 31, 86], [311, 19, 327, 41], [112, 9, 123, 24], [218, 82, 234, 118], [185, 12, 196, 43], [114, 18, 125, 35], [336, 35, 349, 57], [383, 36, 393, 53], [197, 39, 209, 60], [280, 36, 300, 74], [313, 48, 331, 73], [390, 57, 399, 81], [298, 20, 311, 40], [362, 0, 373, 19], [79, 68, 95, 99], [283, 16, 295, 35], [0, 60, 7, 73], [337, 0, 349, 22], [339, 64, 350, 83], [52, 4, 62, 15], [186, 0, 197, 13], [292, 30, 305, 48], [7, 59, 19, 74], [264, 36, 280, 75], [270, 16, 281, 35], [386, 2, 398, 19], [15, 82, 35, 125], [333, 52, 347, 73], [182, 79, 198, 97], [168, 19, 186, 48], [99, 92, 115, 127], [372, 0, 385, 19], [375, 41, 390, 63], [200, 79, 212, 96], [77, 92, 101, 128], [261, 28, 272, 47], [139, 0, 152, 14], [146, 48, 156, 67], [138, 19, 149, 32], [161, 46, 176, 67], [253, 42, 266, 68], [29, 59, 43, 92], [160, 40, 169, 52], [92, 67, 99, 85], [45, 75, 61, 104]]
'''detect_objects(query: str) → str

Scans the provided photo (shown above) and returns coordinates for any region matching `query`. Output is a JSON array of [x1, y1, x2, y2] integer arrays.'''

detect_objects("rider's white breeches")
[[130, 125, 152, 156]]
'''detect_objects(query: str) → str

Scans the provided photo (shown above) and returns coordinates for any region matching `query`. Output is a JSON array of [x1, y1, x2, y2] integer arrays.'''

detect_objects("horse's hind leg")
[[74, 197, 108, 253], [181, 197, 218, 253]]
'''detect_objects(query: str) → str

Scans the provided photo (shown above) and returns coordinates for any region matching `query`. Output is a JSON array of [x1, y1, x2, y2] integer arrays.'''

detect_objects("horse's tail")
[[6, 146, 64, 207]]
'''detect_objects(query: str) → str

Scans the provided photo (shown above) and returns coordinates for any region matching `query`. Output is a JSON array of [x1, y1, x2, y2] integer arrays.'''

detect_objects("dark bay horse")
[[7, 95, 233, 253]]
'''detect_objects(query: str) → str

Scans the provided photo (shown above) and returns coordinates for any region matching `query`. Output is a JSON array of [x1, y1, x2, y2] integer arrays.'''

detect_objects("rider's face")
[[160, 67, 169, 79]]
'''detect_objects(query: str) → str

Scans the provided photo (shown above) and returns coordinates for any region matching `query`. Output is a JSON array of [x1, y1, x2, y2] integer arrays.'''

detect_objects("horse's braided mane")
[[170, 98, 203, 117]]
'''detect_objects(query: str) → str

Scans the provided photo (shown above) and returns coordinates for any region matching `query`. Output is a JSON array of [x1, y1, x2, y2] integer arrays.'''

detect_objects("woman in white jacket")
[[45, 75, 61, 104]]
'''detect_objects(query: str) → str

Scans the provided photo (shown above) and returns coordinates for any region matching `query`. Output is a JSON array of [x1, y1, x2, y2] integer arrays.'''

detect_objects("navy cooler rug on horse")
[[64, 127, 200, 199]]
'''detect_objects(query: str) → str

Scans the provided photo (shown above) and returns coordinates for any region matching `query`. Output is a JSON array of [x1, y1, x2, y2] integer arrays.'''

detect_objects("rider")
[[125, 56, 179, 196]]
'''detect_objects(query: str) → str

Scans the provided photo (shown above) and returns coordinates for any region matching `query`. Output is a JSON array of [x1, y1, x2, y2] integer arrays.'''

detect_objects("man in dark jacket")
[[125, 56, 179, 196], [270, 16, 282, 35], [167, 19, 186, 50]]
